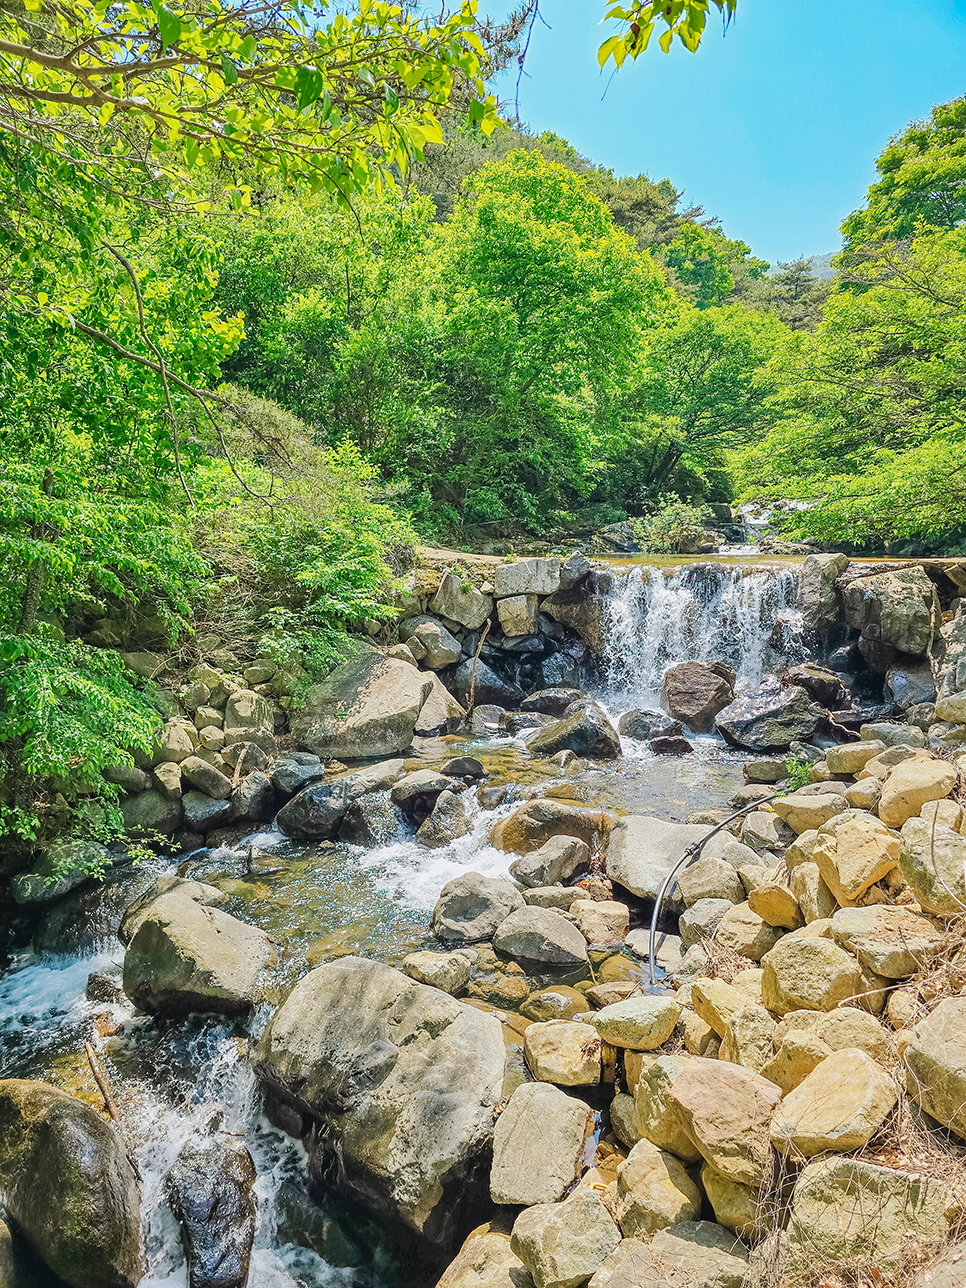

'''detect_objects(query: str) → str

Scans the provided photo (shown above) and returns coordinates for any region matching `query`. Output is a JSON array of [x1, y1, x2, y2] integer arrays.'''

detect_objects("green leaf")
[[157, 6, 182, 49], [294, 66, 326, 110], [221, 54, 239, 84]]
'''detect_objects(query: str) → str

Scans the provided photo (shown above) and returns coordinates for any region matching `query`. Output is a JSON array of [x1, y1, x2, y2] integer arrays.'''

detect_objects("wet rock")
[[524, 1020, 602, 1086], [798, 553, 849, 632], [509, 835, 590, 888], [511, 1191, 620, 1288], [276, 760, 404, 840], [123, 889, 275, 1015], [294, 650, 433, 759], [440, 756, 486, 782], [716, 681, 820, 752], [490, 1082, 591, 1206], [899, 817, 966, 914], [432, 873, 525, 945], [785, 663, 846, 708], [783, 1157, 955, 1279], [885, 663, 936, 710], [402, 951, 472, 995], [606, 816, 710, 908], [878, 756, 956, 828], [521, 986, 590, 1022], [522, 687, 586, 717], [830, 905, 943, 977], [181, 792, 232, 834], [666, 1057, 782, 1187], [415, 790, 474, 848], [270, 758, 325, 796], [495, 798, 612, 855], [613, 1140, 701, 1238], [11, 840, 109, 907], [165, 1141, 256, 1288], [591, 995, 679, 1050], [904, 997, 966, 1139], [492, 907, 589, 966], [541, 587, 607, 654], [771, 1048, 896, 1157], [0, 1079, 145, 1288], [338, 793, 403, 846], [526, 705, 620, 760], [228, 770, 274, 823], [649, 734, 694, 755], [616, 709, 684, 740], [662, 662, 734, 733], [35, 864, 161, 956], [120, 789, 182, 836], [256, 957, 505, 1249]]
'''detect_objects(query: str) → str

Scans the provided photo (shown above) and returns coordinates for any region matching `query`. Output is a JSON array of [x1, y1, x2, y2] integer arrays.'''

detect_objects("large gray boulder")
[[122, 886, 275, 1015], [453, 659, 524, 707], [275, 760, 404, 839], [715, 681, 820, 752], [509, 836, 590, 888], [493, 558, 561, 598], [0, 1079, 145, 1288], [797, 553, 849, 632], [491, 907, 589, 966], [432, 873, 525, 945], [430, 571, 494, 631], [165, 1141, 256, 1288], [405, 619, 461, 669], [490, 1082, 591, 1206], [511, 1191, 621, 1288], [11, 840, 110, 907], [606, 816, 711, 909], [293, 650, 433, 760], [415, 673, 466, 736], [842, 566, 941, 667], [119, 876, 225, 944], [120, 789, 182, 835], [254, 957, 506, 1249]]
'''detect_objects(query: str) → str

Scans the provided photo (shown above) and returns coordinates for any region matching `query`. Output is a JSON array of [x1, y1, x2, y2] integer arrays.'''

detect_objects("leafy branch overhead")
[[599, 0, 737, 68]]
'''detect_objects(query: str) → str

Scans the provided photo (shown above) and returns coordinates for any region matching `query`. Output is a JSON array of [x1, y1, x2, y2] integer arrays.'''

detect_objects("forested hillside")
[[0, 0, 964, 853]]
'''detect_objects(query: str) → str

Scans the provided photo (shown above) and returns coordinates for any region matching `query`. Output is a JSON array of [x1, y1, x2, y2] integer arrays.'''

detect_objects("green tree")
[[767, 259, 833, 330]]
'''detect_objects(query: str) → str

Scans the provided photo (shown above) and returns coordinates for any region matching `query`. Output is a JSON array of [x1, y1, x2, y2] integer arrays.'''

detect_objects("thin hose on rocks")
[[647, 788, 788, 987]]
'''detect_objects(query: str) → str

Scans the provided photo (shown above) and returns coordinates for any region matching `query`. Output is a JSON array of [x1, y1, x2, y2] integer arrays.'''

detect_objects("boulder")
[[830, 905, 943, 978], [492, 907, 589, 966], [748, 883, 802, 930], [861, 721, 927, 748], [649, 734, 695, 755], [509, 836, 590, 888], [10, 840, 108, 907], [454, 658, 525, 708], [123, 891, 275, 1015], [678, 857, 745, 907], [228, 770, 274, 824], [181, 792, 231, 833], [496, 594, 539, 637], [276, 760, 404, 840], [720, 1005, 777, 1075], [524, 1020, 602, 1087], [571, 899, 628, 947], [430, 571, 494, 630], [714, 903, 785, 962], [613, 1140, 701, 1238], [739, 810, 795, 853], [742, 758, 788, 784], [0, 1080, 145, 1288], [904, 997, 966, 1139], [407, 619, 461, 669], [493, 558, 561, 598], [716, 681, 820, 752], [899, 816, 966, 914], [103, 762, 150, 793], [152, 717, 197, 765], [592, 995, 679, 1050], [254, 957, 505, 1248], [119, 876, 224, 944], [633, 1055, 701, 1163], [783, 1157, 955, 1278], [662, 662, 734, 733], [841, 566, 941, 659], [679, 898, 733, 948], [772, 790, 846, 835], [415, 791, 474, 849], [666, 1057, 782, 1187], [606, 816, 711, 907], [812, 815, 900, 905], [616, 709, 684, 740], [691, 978, 749, 1038], [760, 1028, 832, 1095], [222, 689, 273, 738], [760, 935, 871, 1015], [510, 1191, 621, 1288], [494, 798, 612, 855], [770, 1048, 897, 1157], [522, 987, 592, 1023], [885, 663, 937, 710], [699, 1164, 761, 1240], [541, 588, 608, 654], [490, 1083, 591, 1206], [526, 705, 621, 760], [432, 873, 524, 946], [415, 673, 467, 737], [435, 1226, 525, 1288], [402, 951, 472, 995], [521, 687, 586, 717], [797, 553, 849, 632], [293, 650, 433, 759], [120, 789, 182, 836], [785, 663, 846, 708], [165, 1141, 256, 1288], [878, 757, 957, 828]]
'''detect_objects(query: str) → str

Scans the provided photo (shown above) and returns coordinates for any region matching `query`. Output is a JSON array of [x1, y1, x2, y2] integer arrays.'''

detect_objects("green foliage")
[[599, 0, 737, 65], [632, 495, 713, 553], [782, 757, 811, 791]]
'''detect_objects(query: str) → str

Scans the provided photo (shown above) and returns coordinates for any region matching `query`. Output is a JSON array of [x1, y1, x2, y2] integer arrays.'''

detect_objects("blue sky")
[[492, 0, 966, 265]]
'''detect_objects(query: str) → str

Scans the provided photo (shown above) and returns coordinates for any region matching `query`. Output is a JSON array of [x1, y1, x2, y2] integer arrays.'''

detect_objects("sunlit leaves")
[[599, 0, 737, 68]]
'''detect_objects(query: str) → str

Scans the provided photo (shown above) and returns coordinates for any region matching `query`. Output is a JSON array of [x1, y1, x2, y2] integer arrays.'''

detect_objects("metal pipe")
[[647, 788, 788, 987]]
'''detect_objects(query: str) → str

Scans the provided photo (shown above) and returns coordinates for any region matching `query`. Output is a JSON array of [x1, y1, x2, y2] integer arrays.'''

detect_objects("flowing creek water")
[[0, 559, 811, 1288]]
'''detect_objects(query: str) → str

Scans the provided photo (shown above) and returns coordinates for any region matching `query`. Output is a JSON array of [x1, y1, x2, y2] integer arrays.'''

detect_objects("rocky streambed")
[[5, 551, 966, 1288]]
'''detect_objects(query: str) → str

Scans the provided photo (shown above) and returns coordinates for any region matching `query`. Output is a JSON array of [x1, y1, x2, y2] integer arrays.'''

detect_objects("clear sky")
[[492, 0, 966, 265]]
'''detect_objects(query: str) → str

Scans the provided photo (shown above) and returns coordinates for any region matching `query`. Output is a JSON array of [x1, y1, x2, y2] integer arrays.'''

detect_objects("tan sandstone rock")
[[666, 1057, 782, 1187], [770, 1048, 897, 1157], [878, 758, 957, 828], [613, 1139, 702, 1237]]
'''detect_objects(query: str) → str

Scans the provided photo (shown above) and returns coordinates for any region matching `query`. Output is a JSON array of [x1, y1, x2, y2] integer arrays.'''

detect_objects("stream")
[[0, 559, 809, 1288]]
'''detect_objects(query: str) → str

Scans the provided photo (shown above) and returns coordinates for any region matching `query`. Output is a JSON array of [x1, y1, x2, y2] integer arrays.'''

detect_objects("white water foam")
[[601, 563, 805, 707]]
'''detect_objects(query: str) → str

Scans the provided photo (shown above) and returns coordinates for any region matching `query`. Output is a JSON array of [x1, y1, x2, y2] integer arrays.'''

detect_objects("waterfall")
[[600, 563, 805, 707]]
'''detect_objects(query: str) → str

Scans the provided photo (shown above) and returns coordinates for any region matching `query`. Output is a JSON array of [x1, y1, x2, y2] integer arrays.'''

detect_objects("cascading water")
[[600, 562, 806, 707]]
